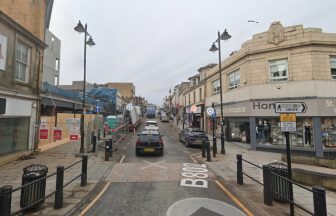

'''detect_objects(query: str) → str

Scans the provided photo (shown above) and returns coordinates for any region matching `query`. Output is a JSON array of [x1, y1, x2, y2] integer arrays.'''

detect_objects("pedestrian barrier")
[[236, 154, 327, 216], [0, 155, 88, 216]]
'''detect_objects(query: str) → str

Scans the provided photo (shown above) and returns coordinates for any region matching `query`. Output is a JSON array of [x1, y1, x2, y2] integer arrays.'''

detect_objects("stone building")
[[203, 22, 336, 157]]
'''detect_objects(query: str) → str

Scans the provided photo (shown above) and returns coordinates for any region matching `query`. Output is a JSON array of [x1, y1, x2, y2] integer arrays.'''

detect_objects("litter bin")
[[269, 162, 290, 202], [20, 164, 48, 210]]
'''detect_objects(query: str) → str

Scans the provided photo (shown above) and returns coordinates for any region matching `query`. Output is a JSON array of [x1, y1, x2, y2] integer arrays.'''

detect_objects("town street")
[[82, 118, 251, 216]]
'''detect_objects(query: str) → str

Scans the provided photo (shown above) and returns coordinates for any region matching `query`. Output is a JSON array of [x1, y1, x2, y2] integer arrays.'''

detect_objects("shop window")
[[256, 118, 313, 148], [212, 79, 220, 94], [331, 57, 336, 80], [228, 70, 240, 89], [0, 118, 29, 155], [321, 118, 336, 148], [269, 59, 288, 82], [15, 42, 31, 83]]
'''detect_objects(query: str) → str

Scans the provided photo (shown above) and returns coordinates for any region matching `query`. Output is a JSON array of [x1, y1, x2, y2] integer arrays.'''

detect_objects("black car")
[[179, 127, 209, 147], [136, 130, 164, 156]]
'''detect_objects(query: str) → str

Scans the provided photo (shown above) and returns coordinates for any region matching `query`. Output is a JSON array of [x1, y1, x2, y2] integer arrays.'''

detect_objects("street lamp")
[[74, 20, 96, 153], [209, 29, 231, 154]]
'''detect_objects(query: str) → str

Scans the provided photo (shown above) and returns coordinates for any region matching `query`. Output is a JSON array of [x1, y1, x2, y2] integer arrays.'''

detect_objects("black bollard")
[[0, 185, 12, 216], [213, 136, 217, 157], [108, 138, 113, 157], [92, 135, 97, 152], [206, 140, 211, 162], [105, 140, 109, 161], [201, 140, 206, 158], [55, 166, 64, 209]]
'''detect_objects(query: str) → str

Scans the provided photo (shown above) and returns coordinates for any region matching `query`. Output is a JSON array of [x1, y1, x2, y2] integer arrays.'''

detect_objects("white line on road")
[[140, 160, 166, 170], [119, 154, 125, 163], [189, 156, 198, 164], [190, 152, 201, 157], [79, 182, 111, 216]]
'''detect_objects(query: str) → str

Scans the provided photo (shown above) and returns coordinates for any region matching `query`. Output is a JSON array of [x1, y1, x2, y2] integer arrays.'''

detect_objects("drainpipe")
[[33, 45, 43, 152]]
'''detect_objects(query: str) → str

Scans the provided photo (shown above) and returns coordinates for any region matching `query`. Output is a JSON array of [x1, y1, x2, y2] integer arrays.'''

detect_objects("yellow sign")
[[280, 113, 296, 122]]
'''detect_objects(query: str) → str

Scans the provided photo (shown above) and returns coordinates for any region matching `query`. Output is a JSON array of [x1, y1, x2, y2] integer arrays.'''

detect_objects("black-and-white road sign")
[[275, 102, 307, 113]]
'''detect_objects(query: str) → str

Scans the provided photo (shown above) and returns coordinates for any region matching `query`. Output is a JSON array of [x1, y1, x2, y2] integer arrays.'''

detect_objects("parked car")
[[160, 113, 169, 122], [136, 130, 164, 156], [179, 127, 209, 147]]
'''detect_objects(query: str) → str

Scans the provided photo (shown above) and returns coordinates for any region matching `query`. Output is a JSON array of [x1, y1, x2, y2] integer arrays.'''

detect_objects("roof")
[[197, 63, 217, 72]]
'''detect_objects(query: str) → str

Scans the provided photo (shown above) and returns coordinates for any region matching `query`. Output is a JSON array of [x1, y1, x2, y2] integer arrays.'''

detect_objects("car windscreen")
[[140, 134, 160, 142]]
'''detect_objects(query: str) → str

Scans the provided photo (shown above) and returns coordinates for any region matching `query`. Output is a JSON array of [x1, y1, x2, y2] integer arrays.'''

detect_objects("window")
[[55, 58, 59, 71], [192, 79, 197, 86], [331, 57, 336, 80], [212, 79, 220, 94], [269, 59, 288, 82], [228, 71, 240, 89], [15, 42, 30, 82]]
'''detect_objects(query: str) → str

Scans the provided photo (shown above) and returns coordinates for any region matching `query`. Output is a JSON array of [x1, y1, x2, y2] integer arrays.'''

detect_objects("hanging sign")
[[39, 128, 49, 140], [53, 128, 62, 140]]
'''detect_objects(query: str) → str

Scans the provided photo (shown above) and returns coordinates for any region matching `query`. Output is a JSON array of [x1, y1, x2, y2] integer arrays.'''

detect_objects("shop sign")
[[53, 128, 62, 140], [39, 128, 49, 140]]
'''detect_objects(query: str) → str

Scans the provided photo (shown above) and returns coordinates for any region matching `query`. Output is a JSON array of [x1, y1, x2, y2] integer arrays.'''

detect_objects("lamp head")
[[74, 21, 85, 33], [221, 29, 231, 41], [87, 37, 96, 46], [209, 43, 218, 52]]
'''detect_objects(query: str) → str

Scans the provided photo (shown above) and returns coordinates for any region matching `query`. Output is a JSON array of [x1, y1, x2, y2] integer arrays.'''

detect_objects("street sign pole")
[[285, 131, 294, 216]]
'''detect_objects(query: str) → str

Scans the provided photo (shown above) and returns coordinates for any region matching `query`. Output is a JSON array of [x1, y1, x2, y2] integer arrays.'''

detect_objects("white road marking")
[[140, 160, 166, 170], [119, 155, 125, 163], [189, 152, 201, 157]]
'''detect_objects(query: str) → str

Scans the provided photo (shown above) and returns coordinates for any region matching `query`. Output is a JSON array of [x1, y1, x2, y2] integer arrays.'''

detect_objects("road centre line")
[[215, 180, 254, 216], [79, 182, 111, 216], [119, 154, 125, 163]]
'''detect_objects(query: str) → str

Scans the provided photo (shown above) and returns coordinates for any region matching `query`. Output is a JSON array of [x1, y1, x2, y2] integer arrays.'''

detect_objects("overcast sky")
[[50, 0, 336, 105]]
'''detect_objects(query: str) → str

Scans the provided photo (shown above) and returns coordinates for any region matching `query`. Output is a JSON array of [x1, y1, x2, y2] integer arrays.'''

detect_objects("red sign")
[[39, 129, 49, 140], [70, 134, 79, 141], [53, 128, 62, 140]]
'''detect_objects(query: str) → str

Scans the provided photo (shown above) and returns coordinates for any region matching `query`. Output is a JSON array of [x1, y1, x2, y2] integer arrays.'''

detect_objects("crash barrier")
[[100, 122, 128, 152], [0, 156, 88, 216], [236, 154, 327, 216]]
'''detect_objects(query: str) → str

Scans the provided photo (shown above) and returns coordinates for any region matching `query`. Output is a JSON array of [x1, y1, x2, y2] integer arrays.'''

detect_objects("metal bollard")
[[313, 186, 327, 216], [91, 131, 94, 145], [81, 155, 88, 186], [237, 154, 243, 185], [201, 140, 206, 158], [213, 136, 217, 157], [262, 165, 273, 206], [206, 141, 211, 162], [109, 138, 113, 157], [105, 140, 109, 161], [0, 185, 12, 216], [103, 128, 106, 138], [92, 135, 97, 152], [54, 166, 64, 209], [98, 129, 101, 141]]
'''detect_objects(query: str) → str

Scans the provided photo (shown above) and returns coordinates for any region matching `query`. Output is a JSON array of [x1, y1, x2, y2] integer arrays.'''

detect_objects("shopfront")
[[185, 105, 204, 130], [0, 96, 36, 156], [207, 98, 336, 157]]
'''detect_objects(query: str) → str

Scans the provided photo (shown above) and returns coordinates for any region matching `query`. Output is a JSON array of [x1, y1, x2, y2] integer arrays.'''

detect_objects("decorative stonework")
[[268, 21, 285, 45]]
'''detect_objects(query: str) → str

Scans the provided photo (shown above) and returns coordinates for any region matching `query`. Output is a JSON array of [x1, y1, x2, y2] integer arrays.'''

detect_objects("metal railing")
[[0, 155, 88, 216], [236, 154, 327, 216]]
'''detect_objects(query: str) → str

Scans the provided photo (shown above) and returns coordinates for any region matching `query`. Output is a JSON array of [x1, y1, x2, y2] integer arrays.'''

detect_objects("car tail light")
[[136, 139, 141, 145]]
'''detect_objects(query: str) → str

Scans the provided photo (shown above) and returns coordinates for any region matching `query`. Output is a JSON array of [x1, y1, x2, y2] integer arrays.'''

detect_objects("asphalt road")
[[84, 117, 249, 216]]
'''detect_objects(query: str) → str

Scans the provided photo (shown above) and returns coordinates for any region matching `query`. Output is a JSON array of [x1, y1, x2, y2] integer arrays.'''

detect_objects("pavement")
[[173, 118, 336, 216], [1, 118, 335, 216]]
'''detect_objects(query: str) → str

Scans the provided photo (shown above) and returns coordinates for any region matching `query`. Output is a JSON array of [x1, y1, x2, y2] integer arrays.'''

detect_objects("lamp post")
[[209, 29, 231, 154], [74, 20, 96, 153]]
